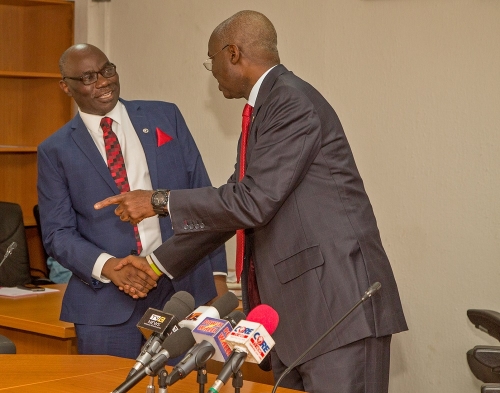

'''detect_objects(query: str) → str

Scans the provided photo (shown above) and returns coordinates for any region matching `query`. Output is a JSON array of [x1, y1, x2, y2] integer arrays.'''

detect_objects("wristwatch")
[[151, 189, 170, 217]]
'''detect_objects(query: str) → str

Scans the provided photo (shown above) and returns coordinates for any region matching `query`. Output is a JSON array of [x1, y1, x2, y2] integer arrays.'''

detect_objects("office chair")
[[0, 201, 31, 287], [467, 309, 500, 392], [0, 334, 16, 354]]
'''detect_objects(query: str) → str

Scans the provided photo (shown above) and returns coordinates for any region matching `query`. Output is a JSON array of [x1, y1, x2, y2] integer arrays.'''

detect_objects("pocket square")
[[156, 127, 173, 147]]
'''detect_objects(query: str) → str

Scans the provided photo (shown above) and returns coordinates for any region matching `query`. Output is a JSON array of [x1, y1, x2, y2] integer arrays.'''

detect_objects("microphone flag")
[[225, 319, 275, 364], [191, 317, 233, 362]]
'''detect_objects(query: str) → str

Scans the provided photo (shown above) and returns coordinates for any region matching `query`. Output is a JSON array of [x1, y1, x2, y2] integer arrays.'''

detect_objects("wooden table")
[[0, 284, 76, 354], [0, 355, 296, 393]]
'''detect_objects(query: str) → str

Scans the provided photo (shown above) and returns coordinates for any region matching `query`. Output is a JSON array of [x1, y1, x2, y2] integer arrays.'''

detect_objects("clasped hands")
[[95, 190, 162, 298]]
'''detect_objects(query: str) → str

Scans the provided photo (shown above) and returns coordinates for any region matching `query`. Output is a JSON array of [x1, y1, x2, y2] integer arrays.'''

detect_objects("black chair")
[[0, 201, 31, 287], [467, 309, 500, 392], [0, 334, 16, 354]]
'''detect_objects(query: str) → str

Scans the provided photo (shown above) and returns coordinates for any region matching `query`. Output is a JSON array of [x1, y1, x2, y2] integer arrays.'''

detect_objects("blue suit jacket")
[[37, 99, 227, 325]]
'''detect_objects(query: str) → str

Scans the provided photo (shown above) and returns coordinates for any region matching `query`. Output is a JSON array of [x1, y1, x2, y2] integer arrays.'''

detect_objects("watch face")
[[153, 191, 167, 207], [153, 193, 165, 206]]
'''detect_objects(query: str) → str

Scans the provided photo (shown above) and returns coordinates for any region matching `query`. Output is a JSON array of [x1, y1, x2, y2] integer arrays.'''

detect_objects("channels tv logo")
[[150, 314, 166, 323]]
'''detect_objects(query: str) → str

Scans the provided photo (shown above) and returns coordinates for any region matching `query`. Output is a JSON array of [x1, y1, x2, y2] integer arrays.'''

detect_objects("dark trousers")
[[271, 335, 392, 393]]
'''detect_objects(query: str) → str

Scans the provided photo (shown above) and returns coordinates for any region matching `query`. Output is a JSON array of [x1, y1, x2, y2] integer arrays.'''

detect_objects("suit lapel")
[[70, 114, 119, 193], [121, 99, 160, 189]]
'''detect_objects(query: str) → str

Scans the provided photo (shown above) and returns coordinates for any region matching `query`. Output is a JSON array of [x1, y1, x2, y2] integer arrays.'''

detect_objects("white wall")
[[76, 1, 500, 392]]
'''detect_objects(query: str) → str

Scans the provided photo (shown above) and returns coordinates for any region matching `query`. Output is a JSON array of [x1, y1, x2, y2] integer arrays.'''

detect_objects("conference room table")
[[0, 354, 298, 393], [0, 284, 76, 354]]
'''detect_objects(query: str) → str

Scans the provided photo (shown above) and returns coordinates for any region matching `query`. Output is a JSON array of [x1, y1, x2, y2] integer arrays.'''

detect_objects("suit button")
[[189, 224, 194, 230], [183, 224, 189, 230], [200, 222, 205, 229], [194, 223, 200, 229]]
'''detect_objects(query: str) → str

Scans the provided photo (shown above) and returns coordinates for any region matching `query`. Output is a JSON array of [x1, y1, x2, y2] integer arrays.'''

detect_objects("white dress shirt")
[[80, 101, 162, 282]]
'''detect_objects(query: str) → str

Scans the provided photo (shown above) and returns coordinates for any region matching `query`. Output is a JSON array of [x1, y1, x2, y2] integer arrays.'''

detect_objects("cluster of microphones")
[[111, 281, 382, 393], [112, 290, 280, 393]]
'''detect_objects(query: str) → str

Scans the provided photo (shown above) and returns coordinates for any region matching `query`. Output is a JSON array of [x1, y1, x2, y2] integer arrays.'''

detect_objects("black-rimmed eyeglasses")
[[63, 63, 117, 85], [203, 44, 229, 71]]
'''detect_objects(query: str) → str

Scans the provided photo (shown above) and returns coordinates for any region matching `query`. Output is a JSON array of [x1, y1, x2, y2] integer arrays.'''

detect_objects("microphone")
[[0, 242, 17, 268], [188, 299, 245, 362], [112, 327, 196, 393], [179, 291, 239, 330], [208, 304, 279, 393], [128, 291, 195, 377], [165, 340, 215, 386], [224, 310, 246, 327], [191, 317, 233, 362], [271, 282, 382, 393]]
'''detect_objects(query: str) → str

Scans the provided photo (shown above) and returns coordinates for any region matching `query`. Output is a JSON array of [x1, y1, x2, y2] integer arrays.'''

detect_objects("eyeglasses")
[[203, 44, 229, 71], [63, 63, 117, 85]]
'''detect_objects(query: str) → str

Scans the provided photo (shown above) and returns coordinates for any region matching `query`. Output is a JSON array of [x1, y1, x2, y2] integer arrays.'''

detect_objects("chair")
[[0, 202, 31, 287], [467, 309, 500, 392], [0, 334, 16, 354]]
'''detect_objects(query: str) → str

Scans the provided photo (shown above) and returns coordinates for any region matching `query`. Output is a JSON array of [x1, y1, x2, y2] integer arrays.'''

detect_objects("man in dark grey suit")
[[96, 10, 407, 393]]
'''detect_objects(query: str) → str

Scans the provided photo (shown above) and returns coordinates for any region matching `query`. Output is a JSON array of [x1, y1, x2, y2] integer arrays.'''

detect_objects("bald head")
[[211, 10, 280, 67], [59, 43, 105, 76]]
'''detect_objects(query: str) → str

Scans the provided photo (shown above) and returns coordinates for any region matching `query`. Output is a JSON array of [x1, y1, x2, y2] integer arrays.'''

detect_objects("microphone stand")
[[197, 365, 208, 393], [157, 370, 168, 393], [146, 375, 156, 393], [271, 282, 382, 393], [231, 370, 243, 393]]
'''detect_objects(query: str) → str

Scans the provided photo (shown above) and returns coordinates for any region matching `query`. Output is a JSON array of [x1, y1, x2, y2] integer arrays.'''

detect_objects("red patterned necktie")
[[235, 104, 253, 283], [101, 116, 142, 254]]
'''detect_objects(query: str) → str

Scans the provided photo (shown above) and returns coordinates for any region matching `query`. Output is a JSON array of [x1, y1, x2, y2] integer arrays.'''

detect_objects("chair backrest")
[[0, 334, 16, 354], [0, 202, 31, 287]]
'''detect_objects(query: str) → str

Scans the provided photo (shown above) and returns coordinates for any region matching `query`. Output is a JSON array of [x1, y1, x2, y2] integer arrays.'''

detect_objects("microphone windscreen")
[[163, 291, 195, 320], [211, 291, 239, 319], [224, 310, 246, 327], [247, 304, 279, 335], [161, 327, 196, 358]]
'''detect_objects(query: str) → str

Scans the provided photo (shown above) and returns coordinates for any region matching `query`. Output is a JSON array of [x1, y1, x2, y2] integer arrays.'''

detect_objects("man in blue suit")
[[37, 43, 228, 358]]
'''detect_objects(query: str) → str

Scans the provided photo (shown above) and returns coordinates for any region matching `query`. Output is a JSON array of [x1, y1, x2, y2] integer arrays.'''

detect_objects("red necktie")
[[235, 104, 253, 283], [101, 117, 143, 254]]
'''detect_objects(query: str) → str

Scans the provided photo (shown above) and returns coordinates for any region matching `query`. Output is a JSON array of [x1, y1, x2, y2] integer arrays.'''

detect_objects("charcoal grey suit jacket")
[[153, 65, 407, 366]]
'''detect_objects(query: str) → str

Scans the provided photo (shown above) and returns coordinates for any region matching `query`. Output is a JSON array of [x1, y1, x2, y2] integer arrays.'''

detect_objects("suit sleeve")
[[154, 86, 321, 277]]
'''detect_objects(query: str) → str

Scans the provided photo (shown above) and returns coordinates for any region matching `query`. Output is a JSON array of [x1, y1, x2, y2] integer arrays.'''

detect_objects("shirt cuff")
[[150, 253, 173, 279], [92, 253, 113, 283]]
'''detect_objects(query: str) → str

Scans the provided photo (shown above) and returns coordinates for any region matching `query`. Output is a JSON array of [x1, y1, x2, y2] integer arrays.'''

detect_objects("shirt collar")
[[247, 65, 277, 107], [79, 101, 123, 133]]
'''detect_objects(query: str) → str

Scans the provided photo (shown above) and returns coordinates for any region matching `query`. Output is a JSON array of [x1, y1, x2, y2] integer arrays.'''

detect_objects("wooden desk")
[[0, 355, 296, 393], [0, 284, 76, 354]]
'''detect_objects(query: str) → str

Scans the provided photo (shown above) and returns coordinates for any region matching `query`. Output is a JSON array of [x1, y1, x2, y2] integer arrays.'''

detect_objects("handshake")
[[94, 190, 168, 299]]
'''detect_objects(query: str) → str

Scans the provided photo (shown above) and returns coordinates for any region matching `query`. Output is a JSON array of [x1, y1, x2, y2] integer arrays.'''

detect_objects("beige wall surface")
[[75, 1, 500, 392]]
